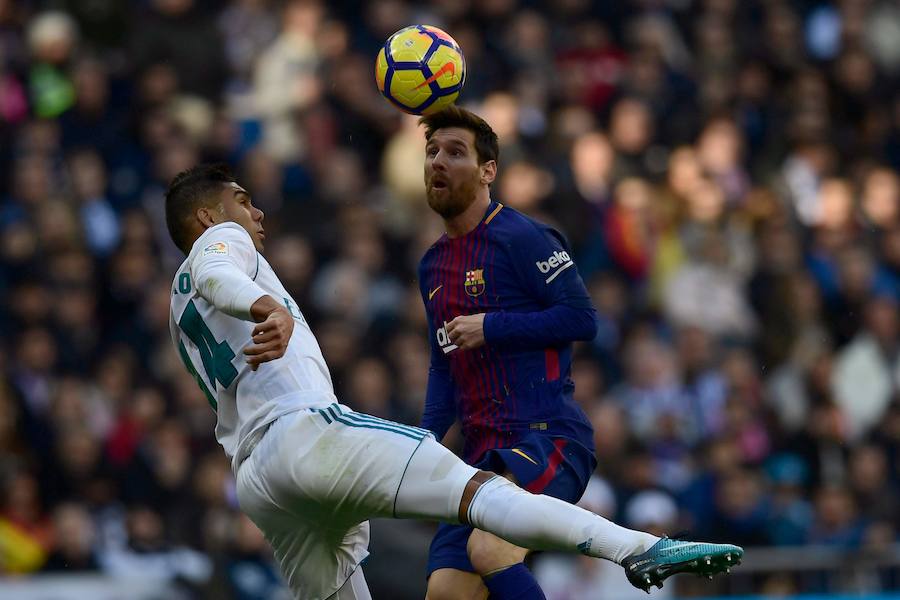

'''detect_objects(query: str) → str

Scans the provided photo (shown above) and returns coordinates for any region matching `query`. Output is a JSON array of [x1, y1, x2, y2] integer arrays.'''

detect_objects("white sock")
[[467, 476, 659, 564]]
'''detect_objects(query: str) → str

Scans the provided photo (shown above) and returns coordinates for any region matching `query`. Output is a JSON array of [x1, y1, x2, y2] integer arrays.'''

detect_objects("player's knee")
[[426, 568, 487, 600], [466, 529, 529, 576]]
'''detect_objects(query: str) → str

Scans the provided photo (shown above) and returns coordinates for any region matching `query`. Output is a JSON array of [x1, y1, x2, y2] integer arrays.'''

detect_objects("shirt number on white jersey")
[[178, 300, 238, 409]]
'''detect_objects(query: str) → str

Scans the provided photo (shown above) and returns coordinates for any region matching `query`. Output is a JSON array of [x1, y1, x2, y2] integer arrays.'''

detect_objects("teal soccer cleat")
[[620, 536, 743, 593]]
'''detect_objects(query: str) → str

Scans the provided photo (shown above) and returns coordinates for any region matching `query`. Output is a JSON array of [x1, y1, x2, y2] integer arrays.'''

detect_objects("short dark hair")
[[419, 105, 499, 165], [165, 164, 235, 253]]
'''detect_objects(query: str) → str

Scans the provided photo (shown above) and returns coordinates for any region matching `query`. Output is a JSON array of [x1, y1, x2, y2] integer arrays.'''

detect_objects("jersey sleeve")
[[417, 261, 456, 440], [483, 222, 598, 349], [510, 223, 594, 308], [190, 223, 268, 321]]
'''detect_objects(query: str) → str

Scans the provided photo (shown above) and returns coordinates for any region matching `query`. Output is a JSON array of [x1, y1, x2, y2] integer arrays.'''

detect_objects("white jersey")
[[169, 222, 335, 468]]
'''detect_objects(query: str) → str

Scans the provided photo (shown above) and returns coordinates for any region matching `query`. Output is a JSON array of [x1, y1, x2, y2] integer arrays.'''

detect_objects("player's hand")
[[244, 305, 294, 371], [446, 313, 486, 350]]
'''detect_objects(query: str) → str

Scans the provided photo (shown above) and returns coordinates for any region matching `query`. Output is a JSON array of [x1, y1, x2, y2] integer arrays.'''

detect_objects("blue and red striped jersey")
[[418, 201, 598, 464]]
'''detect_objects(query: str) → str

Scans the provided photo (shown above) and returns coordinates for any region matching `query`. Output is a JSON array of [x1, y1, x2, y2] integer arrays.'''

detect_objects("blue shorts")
[[425, 434, 596, 577]]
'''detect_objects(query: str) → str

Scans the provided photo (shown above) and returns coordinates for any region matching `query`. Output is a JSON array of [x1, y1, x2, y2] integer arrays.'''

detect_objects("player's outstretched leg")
[[394, 437, 743, 593], [464, 475, 743, 593]]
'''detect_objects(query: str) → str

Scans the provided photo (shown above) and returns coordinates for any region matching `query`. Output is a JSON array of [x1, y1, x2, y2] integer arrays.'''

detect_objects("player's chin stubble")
[[426, 177, 478, 219]]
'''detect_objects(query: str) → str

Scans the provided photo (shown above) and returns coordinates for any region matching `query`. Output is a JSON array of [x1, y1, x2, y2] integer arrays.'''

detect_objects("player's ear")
[[196, 205, 221, 228], [481, 160, 497, 186]]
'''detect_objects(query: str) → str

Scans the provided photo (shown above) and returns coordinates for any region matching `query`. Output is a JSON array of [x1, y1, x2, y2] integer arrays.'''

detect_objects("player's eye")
[[426, 147, 438, 156]]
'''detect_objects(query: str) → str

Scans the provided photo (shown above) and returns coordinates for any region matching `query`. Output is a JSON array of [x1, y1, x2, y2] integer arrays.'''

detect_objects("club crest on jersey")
[[465, 268, 485, 297], [203, 241, 229, 256]]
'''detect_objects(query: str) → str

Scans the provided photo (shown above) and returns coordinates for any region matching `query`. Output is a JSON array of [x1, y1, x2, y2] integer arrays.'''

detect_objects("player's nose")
[[431, 150, 449, 170]]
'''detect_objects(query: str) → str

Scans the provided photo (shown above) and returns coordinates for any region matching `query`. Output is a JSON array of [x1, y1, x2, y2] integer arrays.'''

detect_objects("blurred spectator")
[[560, 130, 614, 251], [849, 443, 898, 529], [0, 469, 52, 573], [58, 57, 122, 159], [608, 97, 654, 179], [252, 0, 323, 163], [98, 505, 213, 584], [12, 327, 58, 417], [0, 381, 28, 462], [345, 356, 394, 418], [131, 0, 227, 102], [222, 514, 290, 600], [676, 326, 727, 440], [808, 485, 866, 547], [664, 228, 757, 340], [832, 296, 900, 440], [696, 117, 750, 206], [0, 44, 27, 124], [765, 453, 814, 546], [122, 419, 192, 517], [611, 332, 692, 445], [556, 20, 625, 112], [873, 398, 900, 477], [496, 159, 554, 215], [709, 468, 769, 547], [218, 0, 279, 89], [27, 11, 77, 118], [602, 177, 655, 283], [480, 91, 527, 163], [787, 401, 851, 490], [41, 502, 100, 572], [67, 148, 120, 256], [780, 141, 836, 227], [43, 425, 117, 507]]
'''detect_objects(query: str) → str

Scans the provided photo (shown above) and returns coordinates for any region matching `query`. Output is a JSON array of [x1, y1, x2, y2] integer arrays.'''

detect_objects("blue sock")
[[483, 563, 546, 600]]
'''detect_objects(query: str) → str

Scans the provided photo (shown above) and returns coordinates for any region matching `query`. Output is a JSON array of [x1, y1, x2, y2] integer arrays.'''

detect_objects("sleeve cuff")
[[482, 311, 500, 345], [228, 281, 269, 320]]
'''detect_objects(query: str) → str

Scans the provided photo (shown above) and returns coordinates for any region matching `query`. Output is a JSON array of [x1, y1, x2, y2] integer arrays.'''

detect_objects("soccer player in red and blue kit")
[[417, 106, 600, 599], [416, 107, 743, 600]]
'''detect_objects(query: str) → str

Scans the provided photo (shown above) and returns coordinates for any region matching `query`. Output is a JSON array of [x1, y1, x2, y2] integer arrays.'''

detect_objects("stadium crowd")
[[0, 0, 899, 598]]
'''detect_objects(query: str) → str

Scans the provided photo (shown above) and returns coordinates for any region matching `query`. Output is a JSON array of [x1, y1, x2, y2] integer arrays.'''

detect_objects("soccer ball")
[[375, 25, 465, 115]]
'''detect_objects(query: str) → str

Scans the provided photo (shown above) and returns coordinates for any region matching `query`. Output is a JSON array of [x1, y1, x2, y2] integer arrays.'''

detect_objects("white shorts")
[[235, 403, 477, 600]]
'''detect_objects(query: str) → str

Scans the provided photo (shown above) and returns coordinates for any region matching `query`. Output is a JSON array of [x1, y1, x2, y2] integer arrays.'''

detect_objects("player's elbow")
[[574, 308, 599, 341]]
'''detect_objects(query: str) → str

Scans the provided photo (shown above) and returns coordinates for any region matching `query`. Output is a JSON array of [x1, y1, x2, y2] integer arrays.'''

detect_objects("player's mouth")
[[430, 178, 448, 190], [258, 229, 266, 240]]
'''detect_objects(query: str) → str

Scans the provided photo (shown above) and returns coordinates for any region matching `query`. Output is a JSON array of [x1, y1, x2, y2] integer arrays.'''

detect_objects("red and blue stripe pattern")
[[429, 209, 511, 460]]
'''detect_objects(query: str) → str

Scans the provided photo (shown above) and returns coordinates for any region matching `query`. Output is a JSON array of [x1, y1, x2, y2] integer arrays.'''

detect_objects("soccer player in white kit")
[[166, 164, 742, 600]]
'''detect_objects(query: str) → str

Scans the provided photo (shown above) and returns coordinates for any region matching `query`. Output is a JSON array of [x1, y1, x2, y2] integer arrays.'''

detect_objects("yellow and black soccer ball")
[[375, 25, 465, 115]]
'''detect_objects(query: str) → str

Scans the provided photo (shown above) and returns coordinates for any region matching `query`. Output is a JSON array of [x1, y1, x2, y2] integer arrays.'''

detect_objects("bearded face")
[[426, 169, 480, 218]]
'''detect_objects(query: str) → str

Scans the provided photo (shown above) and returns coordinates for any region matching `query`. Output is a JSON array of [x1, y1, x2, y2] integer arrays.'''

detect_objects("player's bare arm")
[[245, 296, 295, 371]]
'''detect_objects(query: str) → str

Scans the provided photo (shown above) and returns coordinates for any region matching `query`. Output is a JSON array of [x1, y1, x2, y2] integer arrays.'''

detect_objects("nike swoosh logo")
[[428, 285, 443, 300], [511, 448, 538, 465], [415, 62, 456, 90]]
